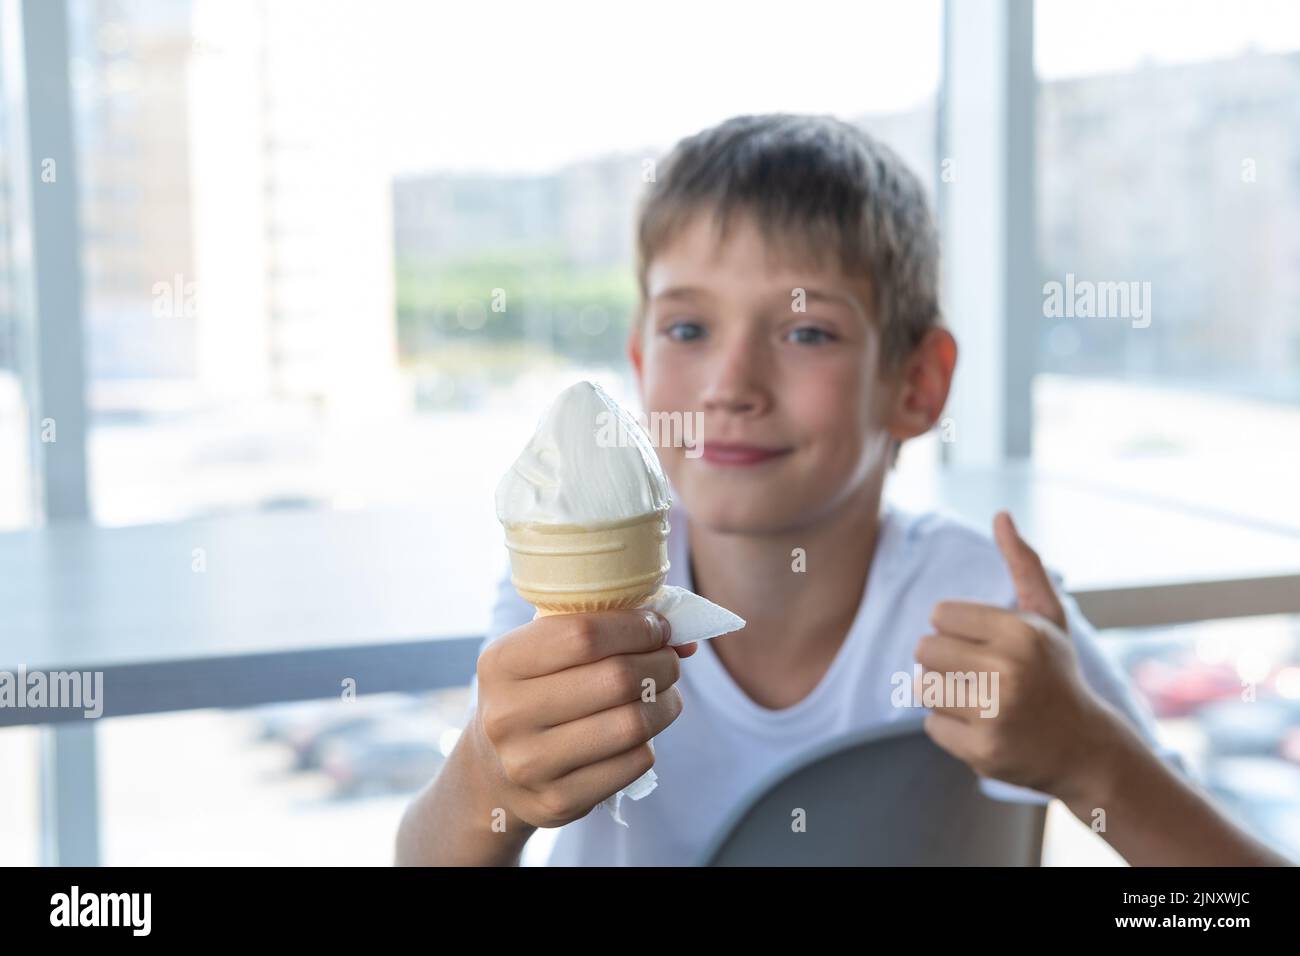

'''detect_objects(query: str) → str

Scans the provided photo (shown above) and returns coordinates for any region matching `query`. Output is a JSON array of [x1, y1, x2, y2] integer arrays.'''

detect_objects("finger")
[[916, 630, 1010, 721], [543, 741, 658, 823], [522, 647, 682, 727], [993, 511, 1066, 628], [913, 658, 997, 724], [923, 710, 979, 760], [495, 610, 670, 678], [529, 687, 684, 781], [914, 632, 992, 674], [923, 674, 997, 722], [673, 642, 699, 659], [929, 600, 1025, 643]]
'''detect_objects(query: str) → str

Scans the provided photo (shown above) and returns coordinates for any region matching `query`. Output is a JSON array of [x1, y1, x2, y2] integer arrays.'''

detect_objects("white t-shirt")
[[468, 501, 1184, 866]]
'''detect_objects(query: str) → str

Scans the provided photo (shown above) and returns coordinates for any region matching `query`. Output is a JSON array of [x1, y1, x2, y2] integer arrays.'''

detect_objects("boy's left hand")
[[915, 511, 1122, 800]]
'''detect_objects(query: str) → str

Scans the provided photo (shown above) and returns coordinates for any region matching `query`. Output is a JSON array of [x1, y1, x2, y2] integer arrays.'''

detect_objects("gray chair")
[[699, 716, 1047, 865]]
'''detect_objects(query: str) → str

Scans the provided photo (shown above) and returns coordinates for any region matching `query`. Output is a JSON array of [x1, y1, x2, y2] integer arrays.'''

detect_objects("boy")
[[397, 114, 1288, 866]]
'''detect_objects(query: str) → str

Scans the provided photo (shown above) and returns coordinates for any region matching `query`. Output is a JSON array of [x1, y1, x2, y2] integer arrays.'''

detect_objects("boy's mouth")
[[698, 442, 794, 467]]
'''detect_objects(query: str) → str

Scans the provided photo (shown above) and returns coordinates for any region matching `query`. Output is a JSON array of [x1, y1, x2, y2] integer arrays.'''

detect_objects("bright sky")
[[280, 0, 1300, 177], [1036, 0, 1300, 79], [364, 0, 943, 176]]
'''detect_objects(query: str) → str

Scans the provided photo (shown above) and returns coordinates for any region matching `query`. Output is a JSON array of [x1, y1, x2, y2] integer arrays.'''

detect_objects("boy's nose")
[[701, 342, 770, 416], [702, 387, 762, 415]]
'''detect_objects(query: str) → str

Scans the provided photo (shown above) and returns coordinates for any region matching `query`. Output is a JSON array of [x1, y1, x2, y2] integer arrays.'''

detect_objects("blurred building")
[[70, 0, 400, 417], [1039, 51, 1300, 397], [0, 66, 21, 379], [392, 108, 937, 273], [393, 153, 646, 270]]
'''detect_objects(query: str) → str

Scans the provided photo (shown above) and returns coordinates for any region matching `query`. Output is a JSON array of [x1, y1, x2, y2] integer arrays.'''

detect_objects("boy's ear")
[[887, 327, 958, 442]]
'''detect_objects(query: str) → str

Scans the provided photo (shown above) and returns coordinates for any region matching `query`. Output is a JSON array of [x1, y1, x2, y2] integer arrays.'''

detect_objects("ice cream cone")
[[494, 382, 745, 827], [503, 509, 671, 615]]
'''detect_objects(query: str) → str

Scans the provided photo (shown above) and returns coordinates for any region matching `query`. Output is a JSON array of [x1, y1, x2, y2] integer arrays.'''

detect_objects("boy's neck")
[[686, 475, 887, 707]]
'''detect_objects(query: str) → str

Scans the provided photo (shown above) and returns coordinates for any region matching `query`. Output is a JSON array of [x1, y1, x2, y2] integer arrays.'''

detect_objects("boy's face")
[[631, 210, 902, 535]]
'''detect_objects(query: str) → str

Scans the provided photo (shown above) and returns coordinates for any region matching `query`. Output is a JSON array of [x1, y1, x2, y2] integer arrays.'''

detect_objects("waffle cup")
[[502, 509, 671, 616]]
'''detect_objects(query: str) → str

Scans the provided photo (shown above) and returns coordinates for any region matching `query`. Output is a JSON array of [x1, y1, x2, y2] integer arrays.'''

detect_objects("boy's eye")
[[664, 320, 705, 342], [786, 325, 836, 345]]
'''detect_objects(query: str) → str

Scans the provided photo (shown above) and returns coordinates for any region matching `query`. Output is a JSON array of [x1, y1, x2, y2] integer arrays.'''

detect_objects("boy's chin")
[[677, 486, 812, 536]]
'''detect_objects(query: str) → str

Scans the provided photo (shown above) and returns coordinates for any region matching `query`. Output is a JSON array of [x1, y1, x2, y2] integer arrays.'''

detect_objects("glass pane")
[[0, 726, 41, 865], [1106, 615, 1300, 860], [98, 690, 474, 865], [1033, 0, 1300, 507], [1043, 614, 1300, 864], [0, 35, 36, 532]]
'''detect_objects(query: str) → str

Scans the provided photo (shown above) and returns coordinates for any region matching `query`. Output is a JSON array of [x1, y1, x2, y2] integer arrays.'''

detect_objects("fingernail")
[[644, 610, 669, 644]]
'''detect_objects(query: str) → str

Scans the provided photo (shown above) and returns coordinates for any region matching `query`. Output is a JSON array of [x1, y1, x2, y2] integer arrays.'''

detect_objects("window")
[[1033, 0, 1300, 512], [1032, 2, 1300, 864]]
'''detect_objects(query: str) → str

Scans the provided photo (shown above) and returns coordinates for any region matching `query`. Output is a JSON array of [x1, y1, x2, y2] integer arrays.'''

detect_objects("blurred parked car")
[[1130, 658, 1245, 718], [255, 695, 438, 769], [320, 726, 448, 797], [1195, 697, 1299, 757]]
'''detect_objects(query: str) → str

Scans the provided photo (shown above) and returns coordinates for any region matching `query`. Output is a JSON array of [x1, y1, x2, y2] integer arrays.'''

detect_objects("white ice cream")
[[496, 381, 671, 527]]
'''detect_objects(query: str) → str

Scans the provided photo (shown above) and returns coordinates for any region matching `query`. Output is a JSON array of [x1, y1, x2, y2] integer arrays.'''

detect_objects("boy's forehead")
[[645, 209, 872, 311]]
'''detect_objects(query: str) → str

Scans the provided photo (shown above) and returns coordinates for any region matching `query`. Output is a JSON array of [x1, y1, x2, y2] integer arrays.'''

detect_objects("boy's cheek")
[[654, 444, 687, 488], [640, 373, 699, 425]]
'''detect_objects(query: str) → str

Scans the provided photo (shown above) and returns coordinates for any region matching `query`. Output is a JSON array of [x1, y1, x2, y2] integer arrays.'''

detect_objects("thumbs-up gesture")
[[915, 511, 1123, 800]]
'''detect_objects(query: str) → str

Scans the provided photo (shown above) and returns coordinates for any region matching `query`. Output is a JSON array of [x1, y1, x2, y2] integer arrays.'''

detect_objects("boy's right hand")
[[467, 609, 689, 830]]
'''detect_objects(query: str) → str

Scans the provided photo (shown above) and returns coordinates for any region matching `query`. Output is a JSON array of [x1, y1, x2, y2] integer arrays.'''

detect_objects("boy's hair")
[[634, 112, 942, 376]]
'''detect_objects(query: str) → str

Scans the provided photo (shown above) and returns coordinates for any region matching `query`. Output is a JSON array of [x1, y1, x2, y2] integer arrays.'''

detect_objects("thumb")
[[993, 511, 1066, 630]]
